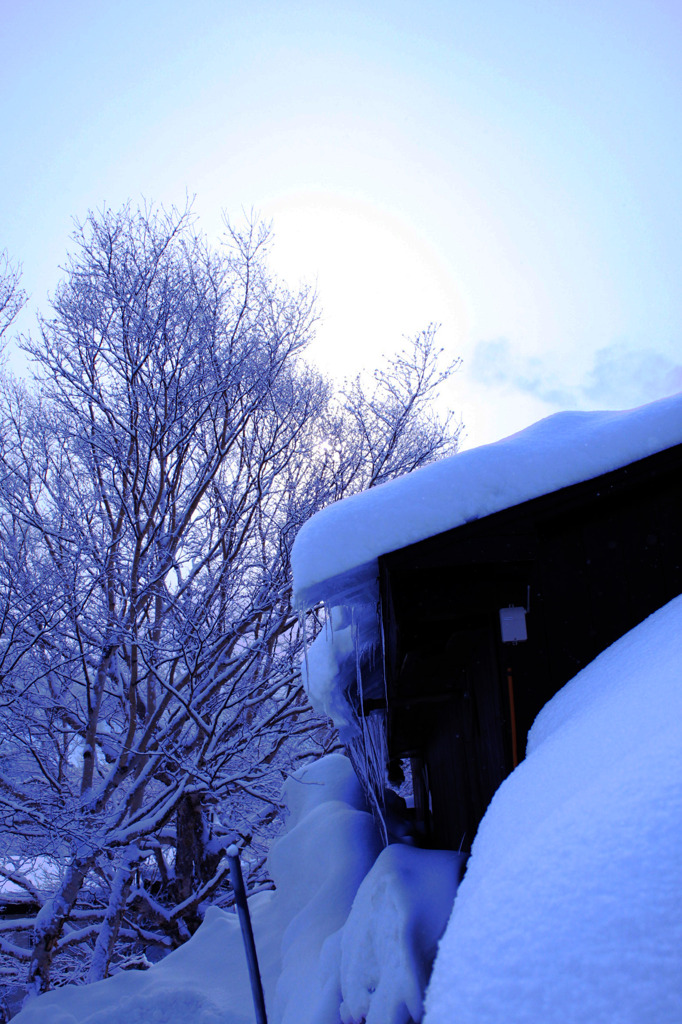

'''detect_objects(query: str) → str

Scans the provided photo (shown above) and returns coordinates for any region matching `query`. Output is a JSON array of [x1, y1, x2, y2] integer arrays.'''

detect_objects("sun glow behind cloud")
[[263, 191, 472, 378]]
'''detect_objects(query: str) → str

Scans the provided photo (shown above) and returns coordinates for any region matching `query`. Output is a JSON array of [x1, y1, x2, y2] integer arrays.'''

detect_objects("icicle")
[[354, 608, 371, 795], [354, 607, 388, 847], [299, 607, 310, 690]]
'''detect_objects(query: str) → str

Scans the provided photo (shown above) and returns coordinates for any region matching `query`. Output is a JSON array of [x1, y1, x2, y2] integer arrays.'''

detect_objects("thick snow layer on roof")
[[293, 392, 682, 607], [424, 594, 682, 1024]]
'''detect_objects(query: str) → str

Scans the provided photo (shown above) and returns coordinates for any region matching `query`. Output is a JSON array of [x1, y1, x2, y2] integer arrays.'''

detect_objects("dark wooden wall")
[[378, 443, 682, 851]]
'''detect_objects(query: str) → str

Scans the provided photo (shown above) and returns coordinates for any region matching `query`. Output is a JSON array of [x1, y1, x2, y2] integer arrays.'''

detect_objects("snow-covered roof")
[[292, 392, 682, 608]]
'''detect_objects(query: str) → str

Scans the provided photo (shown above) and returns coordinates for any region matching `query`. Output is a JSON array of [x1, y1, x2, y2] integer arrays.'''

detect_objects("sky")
[[1, 0, 681, 448]]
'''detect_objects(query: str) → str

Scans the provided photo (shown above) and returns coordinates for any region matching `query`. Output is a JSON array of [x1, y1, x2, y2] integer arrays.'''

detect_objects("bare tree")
[[319, 325, 462, 500], [0, 202, 461, 1002], [0, 253, 25, 351]]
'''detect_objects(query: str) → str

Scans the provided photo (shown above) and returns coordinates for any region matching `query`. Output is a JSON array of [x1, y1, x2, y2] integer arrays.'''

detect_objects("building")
[[292, 393, 682, 852]]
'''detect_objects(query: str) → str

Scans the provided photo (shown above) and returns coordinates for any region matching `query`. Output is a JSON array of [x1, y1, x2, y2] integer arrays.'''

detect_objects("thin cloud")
[[470, 338, 682, 410]]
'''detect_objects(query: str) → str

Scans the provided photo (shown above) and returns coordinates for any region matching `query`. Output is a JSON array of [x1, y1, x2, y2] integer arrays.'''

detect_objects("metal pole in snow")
[[226, 844, 268, 1024]]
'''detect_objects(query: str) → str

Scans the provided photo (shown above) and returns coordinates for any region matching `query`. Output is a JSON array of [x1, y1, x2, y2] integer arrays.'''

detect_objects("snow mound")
[[12, 907, 253, 1024], [271, 757, 382, 1024], [424, 594, 682, 1024], [13, 754, 380, 1024], [280, 750, 366, 827], [340, 845, 465, 1024], [292, 392, 682, 607]]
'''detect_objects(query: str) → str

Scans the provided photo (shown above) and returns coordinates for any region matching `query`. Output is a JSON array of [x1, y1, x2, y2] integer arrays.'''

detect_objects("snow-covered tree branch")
[[0, 202, 461, 999], [0, 254, 25, 352]]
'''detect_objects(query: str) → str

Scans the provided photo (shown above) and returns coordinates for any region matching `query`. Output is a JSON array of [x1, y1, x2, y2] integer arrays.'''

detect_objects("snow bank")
[[13, 906, 255, 1024], [13, 754, 380, 1024], [424, 595, 682, 1024], [339, 845, 465, 1024], [292, 392, 682, 607], [267, 756, 465, 1024], [14, 750, 464, 1024], [270, 756, 382, 1024]]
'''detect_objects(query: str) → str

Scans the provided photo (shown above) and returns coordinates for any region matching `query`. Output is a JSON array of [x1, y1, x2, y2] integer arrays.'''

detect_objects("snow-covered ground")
[[12, 754, 377, 1024], [15, 596, 682, 1023], [13, 751, 461, 1024]]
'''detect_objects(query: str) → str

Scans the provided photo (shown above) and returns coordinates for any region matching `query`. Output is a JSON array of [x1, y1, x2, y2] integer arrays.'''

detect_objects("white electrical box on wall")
[[499, 606, 527, 643]]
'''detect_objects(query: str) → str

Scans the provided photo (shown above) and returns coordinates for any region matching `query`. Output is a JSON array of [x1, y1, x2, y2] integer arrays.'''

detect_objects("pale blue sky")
[[2, 0, 681, 445]]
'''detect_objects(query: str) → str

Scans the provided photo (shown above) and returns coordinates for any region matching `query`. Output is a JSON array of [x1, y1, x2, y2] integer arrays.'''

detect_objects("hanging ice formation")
[[300, 594, 389, 846]]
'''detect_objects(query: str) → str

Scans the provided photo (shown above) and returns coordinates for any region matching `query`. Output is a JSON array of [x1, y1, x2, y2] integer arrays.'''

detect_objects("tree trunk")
[[87, 849, 138, 982], [26, 850, 95, 995], [174, 792, 223, 933], [175, 793, 204, 905]]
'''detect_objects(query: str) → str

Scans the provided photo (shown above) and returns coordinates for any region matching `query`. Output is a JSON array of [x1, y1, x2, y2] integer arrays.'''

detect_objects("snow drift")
[[339, 845, 464, 1024], [12, 755, 381, 1024], [12, 752, 463, 1024]]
